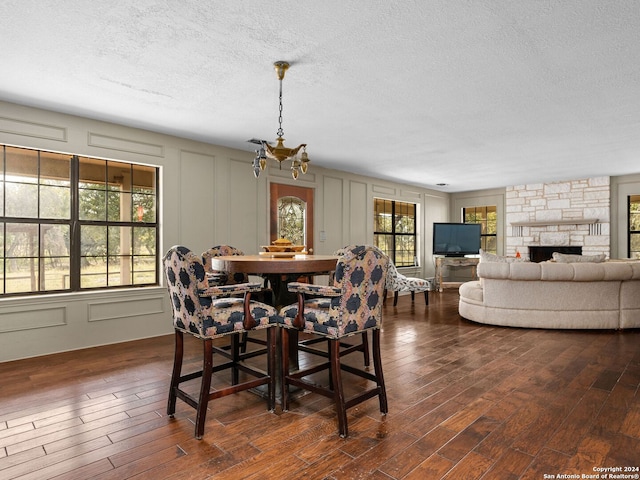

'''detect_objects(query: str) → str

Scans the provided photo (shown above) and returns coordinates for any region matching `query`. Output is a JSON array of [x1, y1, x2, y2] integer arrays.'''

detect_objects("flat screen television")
[[432, 222, 481, 257]]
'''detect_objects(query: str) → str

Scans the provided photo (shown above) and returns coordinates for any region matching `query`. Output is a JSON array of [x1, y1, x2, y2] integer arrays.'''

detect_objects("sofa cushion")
[[540, 262, 576, 281], [480, 249, 528, 263], [552, 252, 606, 263], [459, 281, 483, 303], [483, 279, 620, 311]]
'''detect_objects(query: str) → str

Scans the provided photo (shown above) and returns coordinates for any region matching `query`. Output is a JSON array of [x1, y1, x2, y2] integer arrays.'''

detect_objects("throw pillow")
[[552, 252, 606, 263], [479, 249, 529, 263]]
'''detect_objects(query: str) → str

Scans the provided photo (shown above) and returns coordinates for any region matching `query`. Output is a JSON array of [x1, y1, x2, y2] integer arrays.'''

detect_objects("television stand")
[[435, 256, 479, 292]]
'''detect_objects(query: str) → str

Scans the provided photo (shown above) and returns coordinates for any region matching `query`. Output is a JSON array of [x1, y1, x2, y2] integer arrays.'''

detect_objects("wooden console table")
[[435, 256, 479, 292]]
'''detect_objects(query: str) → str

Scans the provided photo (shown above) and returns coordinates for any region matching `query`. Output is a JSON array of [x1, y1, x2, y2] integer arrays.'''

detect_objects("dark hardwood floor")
[[1, 290, 639, 479]]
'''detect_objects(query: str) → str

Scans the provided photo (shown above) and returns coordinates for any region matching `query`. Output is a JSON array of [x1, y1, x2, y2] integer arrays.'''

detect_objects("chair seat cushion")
[[280, 297, 369, 338], [397, 276, 430, 292], [192, 298, 278, 338], [280, 300, 335, 336]]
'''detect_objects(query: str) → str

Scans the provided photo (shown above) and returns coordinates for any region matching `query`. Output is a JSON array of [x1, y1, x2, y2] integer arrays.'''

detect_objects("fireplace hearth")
[[528, 246, 582, 263]]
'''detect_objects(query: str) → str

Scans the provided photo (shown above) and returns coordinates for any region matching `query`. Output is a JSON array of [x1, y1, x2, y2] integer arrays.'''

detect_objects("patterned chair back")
[[331, 245, 389, 335], [385, 260, 402, 290], [202, 245, 249, 285], [164, 245, 211, 337]]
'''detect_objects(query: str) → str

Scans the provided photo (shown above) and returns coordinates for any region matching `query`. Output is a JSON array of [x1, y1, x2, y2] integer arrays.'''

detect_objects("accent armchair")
[[384, 260, 432, 306]]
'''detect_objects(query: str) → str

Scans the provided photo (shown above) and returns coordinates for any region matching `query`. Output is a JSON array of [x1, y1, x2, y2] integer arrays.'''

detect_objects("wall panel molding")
[[400, 189, 422, 200], [349, 180, 368, 244], [0, 116, 67, 142], [88, 295, 165, 322], [372, 184, 396, 196], [0, 305, 67, 333], [88, 132, 164, 157]]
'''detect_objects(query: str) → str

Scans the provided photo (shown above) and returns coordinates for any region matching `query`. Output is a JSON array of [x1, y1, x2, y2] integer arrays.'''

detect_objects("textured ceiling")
[[2, 1, 640, 192]]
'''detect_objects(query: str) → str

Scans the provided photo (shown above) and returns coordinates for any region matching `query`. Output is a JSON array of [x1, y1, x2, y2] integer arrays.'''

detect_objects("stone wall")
[[505, 177, 610, 259]]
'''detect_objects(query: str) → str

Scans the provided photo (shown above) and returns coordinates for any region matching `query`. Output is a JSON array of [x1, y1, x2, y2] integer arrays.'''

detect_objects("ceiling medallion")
[[252, 61, 309, 180]]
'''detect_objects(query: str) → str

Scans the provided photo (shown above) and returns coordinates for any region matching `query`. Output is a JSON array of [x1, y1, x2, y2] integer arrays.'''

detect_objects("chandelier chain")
[[277, 77, 284, 137]]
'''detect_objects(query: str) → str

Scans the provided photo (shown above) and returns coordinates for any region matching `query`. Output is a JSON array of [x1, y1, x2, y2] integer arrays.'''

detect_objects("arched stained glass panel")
[[277, 196, 306, 246]]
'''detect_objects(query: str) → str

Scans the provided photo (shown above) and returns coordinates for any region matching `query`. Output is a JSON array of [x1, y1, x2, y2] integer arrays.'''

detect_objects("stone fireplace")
[[505, 177, 610, 259]]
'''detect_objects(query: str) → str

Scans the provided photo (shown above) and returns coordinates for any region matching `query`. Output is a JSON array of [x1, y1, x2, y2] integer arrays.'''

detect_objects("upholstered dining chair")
[[296, 246, 370, 367], [279, 245, 389, 437], [202, 245, 274, 356], [202, 245, 274, 302], [384, 260, 432, 306], [163, 245, 279, 439]]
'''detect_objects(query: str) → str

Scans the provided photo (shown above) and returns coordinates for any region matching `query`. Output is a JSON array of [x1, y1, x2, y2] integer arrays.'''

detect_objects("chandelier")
[[252, 61, 309, 180]]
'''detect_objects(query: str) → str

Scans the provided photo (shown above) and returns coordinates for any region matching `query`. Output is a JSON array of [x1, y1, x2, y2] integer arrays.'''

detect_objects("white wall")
[[0, 100, 449, 362]]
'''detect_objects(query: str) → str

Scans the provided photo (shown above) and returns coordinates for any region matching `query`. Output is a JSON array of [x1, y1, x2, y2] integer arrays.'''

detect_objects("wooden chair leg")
[[411, 291, 415, 302], [372, 329, 388, 415], [167, 330, 183, 417], [240, 332, 249, 353], [195, 339, 214, 440], [393, 291, 399, 306], [230, 334, 240, 385], [329, 339, 348, 438], [424, 290, 429, 305], [281, 327, 290, 411], [267, 327, 277, 411], [361, 331, 370, 367]]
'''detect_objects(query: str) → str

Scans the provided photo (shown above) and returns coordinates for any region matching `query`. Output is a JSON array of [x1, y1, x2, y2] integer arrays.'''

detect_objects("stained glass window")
[[277, 196, 306, 245]]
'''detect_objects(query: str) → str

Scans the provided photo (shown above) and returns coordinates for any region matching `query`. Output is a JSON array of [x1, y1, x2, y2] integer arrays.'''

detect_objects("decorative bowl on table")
[[261, 238, 306, 253]]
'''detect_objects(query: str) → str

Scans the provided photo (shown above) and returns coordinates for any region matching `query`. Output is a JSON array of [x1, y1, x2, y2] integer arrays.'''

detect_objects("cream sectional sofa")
[[458, 261, 640, 329]]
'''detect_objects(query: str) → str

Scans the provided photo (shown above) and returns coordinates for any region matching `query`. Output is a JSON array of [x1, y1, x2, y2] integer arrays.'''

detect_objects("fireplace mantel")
[[510, 218, 599, 227]]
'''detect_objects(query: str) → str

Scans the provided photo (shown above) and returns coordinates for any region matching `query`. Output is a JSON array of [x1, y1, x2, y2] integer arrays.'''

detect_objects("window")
[[270, 183, 314, 251], [629, 194, 640, 260], [0, 145, 159, 295], [276, 196, 306, 246], [374, 198, 416, 266], [463, 205, 497, 253]]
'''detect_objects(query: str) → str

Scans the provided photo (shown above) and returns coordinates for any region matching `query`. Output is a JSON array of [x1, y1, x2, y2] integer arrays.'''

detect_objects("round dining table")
[[210, 253, 340, 394], [209, 253, 338, 276], [209, 254, 339, 307]]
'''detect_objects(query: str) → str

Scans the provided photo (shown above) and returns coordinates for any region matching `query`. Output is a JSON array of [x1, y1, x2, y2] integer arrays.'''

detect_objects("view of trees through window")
[[0, 145, 158, 295], [463, 205, 497, 253], [374, 198, 416, 266], [629, 194, 640, 259]]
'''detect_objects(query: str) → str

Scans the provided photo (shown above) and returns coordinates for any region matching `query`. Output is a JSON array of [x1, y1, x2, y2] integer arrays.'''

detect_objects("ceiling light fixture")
[[252, 61, 309, 180]]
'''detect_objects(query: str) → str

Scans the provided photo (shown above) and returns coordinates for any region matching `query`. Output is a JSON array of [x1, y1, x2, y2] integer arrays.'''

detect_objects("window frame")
[[373, 198, 417, 267], [628, 194, 640, 260], [0, 144, 160, 297], [463, 205, 497, 254]]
